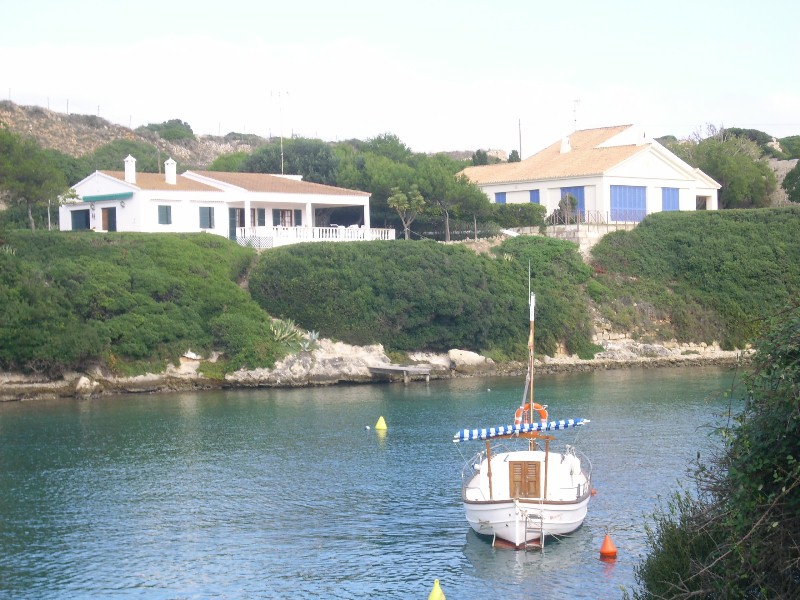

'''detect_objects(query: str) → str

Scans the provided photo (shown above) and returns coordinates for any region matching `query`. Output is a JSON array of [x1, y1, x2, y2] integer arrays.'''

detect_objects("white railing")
[[235, 226, 395, 248]]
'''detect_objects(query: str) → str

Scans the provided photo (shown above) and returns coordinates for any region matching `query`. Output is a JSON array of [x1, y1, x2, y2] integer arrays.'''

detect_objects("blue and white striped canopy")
[[453, 418, 590, 442]]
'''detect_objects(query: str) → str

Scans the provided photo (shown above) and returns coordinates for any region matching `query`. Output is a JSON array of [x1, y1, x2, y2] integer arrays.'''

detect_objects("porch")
[[235, 225, 396, 249]]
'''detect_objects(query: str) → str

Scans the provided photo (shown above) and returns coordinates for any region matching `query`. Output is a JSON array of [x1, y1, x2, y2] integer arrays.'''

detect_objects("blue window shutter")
[[272, 209, 281, 226], [294, 209, 302, 226], [199, 207, 209, 229], [495, 192, 506, 204], [662, 188, 679, 211], [610, 185, 646, 221], [529, 190, 540, 204]]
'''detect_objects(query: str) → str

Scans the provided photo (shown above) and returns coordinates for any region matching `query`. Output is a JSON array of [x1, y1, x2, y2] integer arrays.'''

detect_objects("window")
[[662, 188, 679, 211], [158, 205, 172, 225], [199, 206, 215, 229], [495, 192, 506, 204], [529, 190, 540, 204], [251, 208, 266, 227], [272, 209, 303, 227], [610, 185, 646, 222]]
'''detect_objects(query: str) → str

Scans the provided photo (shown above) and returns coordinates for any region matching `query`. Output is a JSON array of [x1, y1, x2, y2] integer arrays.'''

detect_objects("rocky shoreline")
[[0, 338, 749, 402]]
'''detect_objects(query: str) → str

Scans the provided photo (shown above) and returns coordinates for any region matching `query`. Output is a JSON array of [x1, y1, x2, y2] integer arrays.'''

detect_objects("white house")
[[461, 125, 720, 223], [59, 156, 394, 248]]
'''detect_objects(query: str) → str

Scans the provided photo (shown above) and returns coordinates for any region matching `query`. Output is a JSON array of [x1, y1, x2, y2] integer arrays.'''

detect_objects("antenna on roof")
[[272, 91, 289, 174], [573, 99, 580, 131]]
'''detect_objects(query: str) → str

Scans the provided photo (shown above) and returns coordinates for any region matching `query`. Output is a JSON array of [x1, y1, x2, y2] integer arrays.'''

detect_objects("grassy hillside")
[[249, 237, 599, 360], [0, 232, 284, 376], [590, 207, 800, 349]]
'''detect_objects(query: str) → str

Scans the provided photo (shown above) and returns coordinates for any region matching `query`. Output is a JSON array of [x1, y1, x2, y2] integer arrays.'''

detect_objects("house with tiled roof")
[[461, 125, 720, 222], [59, 155, 393, 247]]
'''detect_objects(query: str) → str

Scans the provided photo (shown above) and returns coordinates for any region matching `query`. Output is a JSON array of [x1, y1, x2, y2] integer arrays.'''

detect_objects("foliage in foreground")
[[631, 303, 800, 599], [0, 232, 282, 375], [591, 207, 800, 349], [248, 236, 597, 359]]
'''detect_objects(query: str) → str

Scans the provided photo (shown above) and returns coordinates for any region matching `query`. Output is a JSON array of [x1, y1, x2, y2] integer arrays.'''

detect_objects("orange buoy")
[[600, 533, 617, 561], [591, 488, 597, 496]]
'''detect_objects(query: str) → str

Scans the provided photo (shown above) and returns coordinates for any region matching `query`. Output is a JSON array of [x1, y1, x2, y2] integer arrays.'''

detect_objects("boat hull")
[[464, 493, 590, 548]]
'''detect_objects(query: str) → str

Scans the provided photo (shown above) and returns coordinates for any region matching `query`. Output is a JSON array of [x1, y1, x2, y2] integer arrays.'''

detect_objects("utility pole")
[[573, 99, 580, 131], [518, 118, 522, 158]]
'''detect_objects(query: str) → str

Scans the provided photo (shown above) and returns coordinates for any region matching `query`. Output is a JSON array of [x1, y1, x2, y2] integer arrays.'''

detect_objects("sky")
[[2, 0, 799, 157]]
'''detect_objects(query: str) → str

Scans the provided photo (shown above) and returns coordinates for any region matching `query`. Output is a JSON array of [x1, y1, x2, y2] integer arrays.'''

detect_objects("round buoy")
[[591, 488, 597, 496], [365, 425, 370, 430], [600, 533, 617, 561], [375, 416, 387, 430], [428, 578, 445, 600]]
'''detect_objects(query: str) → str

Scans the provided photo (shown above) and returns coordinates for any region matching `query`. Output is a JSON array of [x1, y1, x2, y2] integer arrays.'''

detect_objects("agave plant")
[[269, 318, 304, 345]]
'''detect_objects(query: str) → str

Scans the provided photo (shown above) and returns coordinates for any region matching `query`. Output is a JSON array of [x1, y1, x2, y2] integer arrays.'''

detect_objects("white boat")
[[453, 292, 592, 550]]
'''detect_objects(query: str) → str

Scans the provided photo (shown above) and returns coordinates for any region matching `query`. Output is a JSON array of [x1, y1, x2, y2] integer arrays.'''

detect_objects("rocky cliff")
[[0, 100, 264, 168]]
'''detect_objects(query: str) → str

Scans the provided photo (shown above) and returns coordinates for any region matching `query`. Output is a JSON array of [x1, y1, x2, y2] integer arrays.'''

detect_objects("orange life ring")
[[514, 403, 548, 426]]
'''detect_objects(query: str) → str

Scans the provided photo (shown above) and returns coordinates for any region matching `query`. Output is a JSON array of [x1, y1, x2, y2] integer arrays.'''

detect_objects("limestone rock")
[[448, 349, 495, 374]]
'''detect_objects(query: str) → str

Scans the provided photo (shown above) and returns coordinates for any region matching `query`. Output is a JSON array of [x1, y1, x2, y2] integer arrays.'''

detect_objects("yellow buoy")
[[375, 416, 387, 430], [428, 579, 445, 600]]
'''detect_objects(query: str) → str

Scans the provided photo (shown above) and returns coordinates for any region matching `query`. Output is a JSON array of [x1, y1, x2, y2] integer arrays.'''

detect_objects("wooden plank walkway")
[[368, 365, 431, 384]]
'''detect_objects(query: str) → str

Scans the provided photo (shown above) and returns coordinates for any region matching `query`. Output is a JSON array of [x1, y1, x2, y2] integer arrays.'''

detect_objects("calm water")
[[0, 366, 742, 599]]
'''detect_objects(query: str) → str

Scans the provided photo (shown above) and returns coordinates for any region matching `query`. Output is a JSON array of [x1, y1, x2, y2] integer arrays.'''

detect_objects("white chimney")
[[560, 137, 571, 154], [165, 158, 177, 185], [124, 154, 136, 183]]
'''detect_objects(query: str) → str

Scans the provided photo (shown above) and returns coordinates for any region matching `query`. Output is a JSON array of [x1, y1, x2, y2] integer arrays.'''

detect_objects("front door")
[[101, 207, 117, 232], [229, 208, 244, 240]]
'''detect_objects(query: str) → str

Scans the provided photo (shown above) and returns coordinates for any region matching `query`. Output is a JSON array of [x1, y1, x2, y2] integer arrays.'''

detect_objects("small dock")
[[368, 365, 431, 384]]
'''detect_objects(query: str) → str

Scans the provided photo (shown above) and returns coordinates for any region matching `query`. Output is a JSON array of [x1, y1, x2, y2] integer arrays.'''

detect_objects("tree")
[[471, 149, 489, 165], [664, 127, 777, 208], [363, 133, 413, 163], [508, 149, 521, 163], [136, 119, 195, 142], [85, 139, 162, 173], [243, 137, 338, 185], [208, 151, 249, 172], [0, 128, 67, 232], [782, 162, 800, 203], [387, 185, 425, 239]]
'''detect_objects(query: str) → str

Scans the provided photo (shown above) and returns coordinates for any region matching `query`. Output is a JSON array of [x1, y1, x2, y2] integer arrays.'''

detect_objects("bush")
[[249, 236, 595, 358], [0, 232, 277, 375], [591, 208, 800, 348], [631, 303, 800, 598]]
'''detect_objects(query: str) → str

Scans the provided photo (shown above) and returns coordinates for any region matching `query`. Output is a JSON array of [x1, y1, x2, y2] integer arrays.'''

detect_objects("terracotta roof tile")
[[100, 171, 220, 191], [462, 125, 647, 185], [190, 171, 370, 196]]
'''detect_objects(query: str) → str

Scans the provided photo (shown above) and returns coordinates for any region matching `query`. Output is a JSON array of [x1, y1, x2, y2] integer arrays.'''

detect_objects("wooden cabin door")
[[509, 461, 541, 499]]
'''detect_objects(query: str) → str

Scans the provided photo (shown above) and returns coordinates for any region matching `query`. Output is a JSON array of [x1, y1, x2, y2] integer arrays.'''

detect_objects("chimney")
[[124, 154, 136, 183], [560, 137, 571, 154], [165, 157, 177, 185]]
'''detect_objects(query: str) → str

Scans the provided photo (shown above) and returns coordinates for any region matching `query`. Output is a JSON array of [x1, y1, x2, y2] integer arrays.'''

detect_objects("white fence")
[[235, 226, 395, 249]]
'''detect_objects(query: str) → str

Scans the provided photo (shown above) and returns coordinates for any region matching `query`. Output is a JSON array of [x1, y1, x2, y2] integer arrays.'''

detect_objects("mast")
[[528, 292, 535, 408]]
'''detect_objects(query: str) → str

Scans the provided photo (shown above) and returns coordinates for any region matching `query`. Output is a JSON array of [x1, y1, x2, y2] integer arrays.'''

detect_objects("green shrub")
[[249, 236, 594, 358], [591, 208, 800, 348], [0, 231, 272, 375]]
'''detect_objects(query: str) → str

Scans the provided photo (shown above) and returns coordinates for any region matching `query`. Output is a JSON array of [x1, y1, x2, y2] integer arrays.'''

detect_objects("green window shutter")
[[257, 208, 266, 226], [158, 205, 172, 224], [200, 207, 214, 229], [294, 209, 302, 226], [272, 209, 281, 226]]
